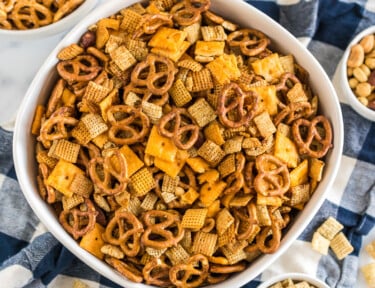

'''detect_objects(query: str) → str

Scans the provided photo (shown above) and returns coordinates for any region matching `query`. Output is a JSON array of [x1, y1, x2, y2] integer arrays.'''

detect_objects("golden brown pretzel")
[[292, 115, 333, 158], [227, 28, 270, 56], [256, 208, 282, 253], [38, 106, 78, 148], [105, 257, 143, 283], [172, 1, 202, 26], [169, 254, 209, 288], [133, 13, 173, 39], [10, 0, 53, 29], [57, 55, 102, 84], [107, 105, 150, 145], [253, 154, 290, 196], [273, 101, 313, 126], [143, 258, 172, 287], [158, 107, 200, 150], [131, 54, 177, 95], [123, 84, 169, 106], [59, 198, 98, 239], [234, 201, 258, 241], [141, 210, 185, 249], [88, 148, 129, 195], [218, 82, 258, 128], [104, 210, 144, 257], [223, 153, 245, 195], [275, 72, 301, 92]]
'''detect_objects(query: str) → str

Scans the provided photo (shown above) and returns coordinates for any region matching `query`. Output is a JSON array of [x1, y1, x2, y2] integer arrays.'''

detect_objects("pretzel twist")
[[88, 148, 129, 195], [10, 0, 53, 29], [218, 82, 258, 128], [158, 107, 200, 150], [274, 101, 313, 126], [172, 0, 209, 26], [141, 210, 185, 249], [38, 106, 78, 148], [131, 54, 177, 95], [169, 254, 209, 288], [104, 210, 144, 257], [133, 13, 173, 38], [275, 72, 301, 92], [234, 201, 258, 241], [57, 55, 102, 84], [227, 28, 270, 56], [292, 115, 333, 158], [107, 105, 150, 145], [124, 84, 169, 107], [59, 198, 98, 239], [143, 258, 172, 287], [256, 208, 282, 253], [105, 257, 143, 283], [223, 153, 246, 195], [254, 154, 290, 196]]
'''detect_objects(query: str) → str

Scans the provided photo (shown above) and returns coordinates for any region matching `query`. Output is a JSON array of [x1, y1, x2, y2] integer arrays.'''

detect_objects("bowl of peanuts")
[[0, 0, 98, 40], [257, 273, 330, 288], [341, 25, 375, 121], [13, 0, 343, 287]]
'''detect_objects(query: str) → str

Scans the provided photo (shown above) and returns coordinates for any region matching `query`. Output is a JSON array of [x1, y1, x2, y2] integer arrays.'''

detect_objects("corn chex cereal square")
[[166, 244, 190, 265], [191, 231, 217, 256], [130, 168, 155, 197], [181, 208, 208, 230], [110, 45, 137, 71], [197, 140, 225, 167], [311, 231, 330, 255], [48, 139, 80, 163], [187, 98, 216, 128], [317, 216, 344, 240], [330, 232, 354, 260]]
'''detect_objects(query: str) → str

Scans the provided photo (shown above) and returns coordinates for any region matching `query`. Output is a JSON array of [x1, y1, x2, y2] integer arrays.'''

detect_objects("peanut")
[[365, 57, 375, 69], [353, 67, 368, 82], [355, 82, 372, 98], [347, 44, 365, 68], [360, 64, 371, 77], [358, 96, 369, 106], [367, 49, 375, 58], [359, 34, 374, 53], [347, 67, 353, 77], [368, 70, 375, 86], [349, 77, 359, 89]]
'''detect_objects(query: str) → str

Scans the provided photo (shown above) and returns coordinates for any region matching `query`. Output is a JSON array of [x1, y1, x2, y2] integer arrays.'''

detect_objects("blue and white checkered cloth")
[[1, 1, 374, 287]]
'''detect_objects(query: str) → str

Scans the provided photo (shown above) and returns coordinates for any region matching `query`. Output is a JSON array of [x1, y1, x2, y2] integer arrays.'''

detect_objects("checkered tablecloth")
[[0, 0, 374, 287]]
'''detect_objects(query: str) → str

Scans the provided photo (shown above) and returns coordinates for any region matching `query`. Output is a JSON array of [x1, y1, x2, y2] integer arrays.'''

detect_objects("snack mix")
[[0, 0, 84, 30], [31, 0, 334, 287], [347, 32, 375, 110]]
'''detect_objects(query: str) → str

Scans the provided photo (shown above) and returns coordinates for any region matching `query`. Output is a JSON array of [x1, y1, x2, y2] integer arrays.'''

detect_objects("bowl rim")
[[256, 272, 330, 288], [13, 0, 344, 287], [340, 25, 375, 122], [0, 0, 98, 40]]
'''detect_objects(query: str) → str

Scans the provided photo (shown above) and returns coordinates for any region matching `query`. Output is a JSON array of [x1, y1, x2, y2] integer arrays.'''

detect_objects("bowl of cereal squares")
[[13, 0, 344, 287], [0, 0, 98, 40], [340, 25, 375, 121], [257, 273, 330, 288]]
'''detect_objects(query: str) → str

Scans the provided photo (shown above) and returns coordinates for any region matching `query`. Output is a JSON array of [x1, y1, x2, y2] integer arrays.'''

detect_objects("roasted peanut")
[[359, 34, 374, 53], [347, 67, 353, 77], [358, 97, 369, 106], [349, 77, 359, 89], [355, 82, 372, 98], [365, 57, 375, 69], [348, 44, 365, 68], [360, 64, 371, 77], [353, 67, 368, 82], [368, 70, 375, 86]]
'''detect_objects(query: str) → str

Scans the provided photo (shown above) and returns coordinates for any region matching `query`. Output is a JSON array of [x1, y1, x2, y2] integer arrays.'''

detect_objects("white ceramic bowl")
[[0, 0, 98, 41], [257, 273, 330, 288], [340, 25, 375, 121], [13, 0, 344, 287]]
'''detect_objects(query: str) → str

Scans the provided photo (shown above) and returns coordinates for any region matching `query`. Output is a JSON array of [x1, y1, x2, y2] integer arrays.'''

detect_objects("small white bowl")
[[257, 273, 330, 288], [13, 0, 344, 287], [340, 25, 375, 121], [0, 0, 98, 41]]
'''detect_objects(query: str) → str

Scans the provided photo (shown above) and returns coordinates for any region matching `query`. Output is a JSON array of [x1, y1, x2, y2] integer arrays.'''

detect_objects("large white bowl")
[[13, 0, 344, 287], [0, 0, 98, 41], [339, 25, 375, 122]]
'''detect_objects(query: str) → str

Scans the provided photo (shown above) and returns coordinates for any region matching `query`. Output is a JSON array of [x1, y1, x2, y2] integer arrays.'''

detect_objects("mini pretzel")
[[292, 115, 333, 158], [254, 154, 290, 197], [59, 198, 98, 239], [273, 102, 313, 126], [158, 107, 200, 150], [227, 29, 270, 56], [124, 84, 169, 106], [38, 163, 58, 203], [169, 254, 209, 288], [142, 210, 185, 249], [256, 209, 282, 253], [275, 72, 301, 92], [88, 148, 129, 195], [133, 13, 173, 38], [210, 262, 246, 274], [106, 257, 143, 283], [57, 55, 102, 84], [243, 161, 255, 194], [10, 0, 53, 29], [131, 54, 177, 95], [172, 1, 202, 26], [143, 258, 172, 287], [234, 201, 258, 241], [104, 210, 144, 257], [107, 105, 150, 145], [186, 0, 211, 12], [224, 153, 245, 195], [218, 82, 258, 128], [38, 107, 78, 148], [76, 143, 101, 173]]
